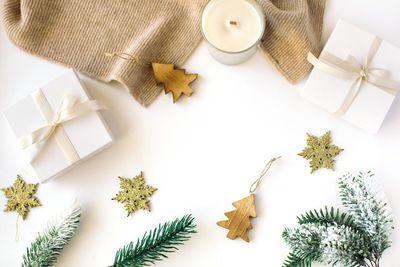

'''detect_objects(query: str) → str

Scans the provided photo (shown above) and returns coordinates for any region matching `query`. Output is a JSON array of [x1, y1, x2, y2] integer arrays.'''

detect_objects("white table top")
[[1, 1, 399, 266]]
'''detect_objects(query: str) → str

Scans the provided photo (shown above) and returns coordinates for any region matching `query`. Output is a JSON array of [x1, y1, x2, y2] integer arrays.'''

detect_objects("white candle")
[[201, 0, 265, 65]]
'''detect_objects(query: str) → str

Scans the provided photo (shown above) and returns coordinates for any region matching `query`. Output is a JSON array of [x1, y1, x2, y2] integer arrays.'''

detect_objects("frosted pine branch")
[[22, 204, 81, 267], [282, 223, 323, 264], [282, 172, 394, 267], [320, 224, 372, 267], [339, 172, 393, 255]]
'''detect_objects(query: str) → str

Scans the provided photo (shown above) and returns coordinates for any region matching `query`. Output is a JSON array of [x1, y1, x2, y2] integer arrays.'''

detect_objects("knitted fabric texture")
[[259, 0, 326, 83], [2, 0, 325, 105], [2, 0, 207, 105]]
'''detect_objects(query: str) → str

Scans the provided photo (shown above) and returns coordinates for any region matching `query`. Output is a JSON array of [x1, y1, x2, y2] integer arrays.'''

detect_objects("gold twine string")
[[15, 215, 20, 242], [105, 52, 150, 67], [249, 156, 281, 194]]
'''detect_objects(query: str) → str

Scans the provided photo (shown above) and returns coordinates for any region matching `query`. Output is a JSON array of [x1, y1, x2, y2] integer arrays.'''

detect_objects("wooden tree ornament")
[[217, 157, 281, 242], [217, 194, 256, 242], [105, 52, 198, 103], [152, 63, 198, 103]]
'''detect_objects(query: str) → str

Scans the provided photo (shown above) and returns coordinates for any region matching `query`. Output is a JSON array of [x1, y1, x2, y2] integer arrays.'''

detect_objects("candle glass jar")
[[201, 0, 265, 65]]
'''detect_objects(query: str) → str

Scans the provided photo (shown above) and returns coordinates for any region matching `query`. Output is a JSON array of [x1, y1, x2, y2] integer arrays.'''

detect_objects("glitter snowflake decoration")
[[112, 172, 157, 216], [1, 175, 41, 219], [298, 131, 343, 173]]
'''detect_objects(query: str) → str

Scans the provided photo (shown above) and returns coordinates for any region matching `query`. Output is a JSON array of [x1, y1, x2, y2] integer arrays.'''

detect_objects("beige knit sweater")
[[2, 0, 325, 106], [260, 0, 326, 83]]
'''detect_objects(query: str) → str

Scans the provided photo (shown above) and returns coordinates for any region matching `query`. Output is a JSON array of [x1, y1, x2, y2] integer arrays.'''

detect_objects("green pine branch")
[[297, 206, 361, 232], [282, 252, 313, 267], [111, 214, 196, 267], [22, 204, 81, 267]]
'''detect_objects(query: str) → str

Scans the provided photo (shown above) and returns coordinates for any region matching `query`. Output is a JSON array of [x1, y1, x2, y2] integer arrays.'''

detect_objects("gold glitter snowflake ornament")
[[1, 175, 41, 219], [298, 131, 343, 173], [112, 172, 157, 216]]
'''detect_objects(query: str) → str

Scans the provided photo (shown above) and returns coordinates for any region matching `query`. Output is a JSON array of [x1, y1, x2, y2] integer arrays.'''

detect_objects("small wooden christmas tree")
[[152, 63, 198, 103], [217, 194, 256, 242]]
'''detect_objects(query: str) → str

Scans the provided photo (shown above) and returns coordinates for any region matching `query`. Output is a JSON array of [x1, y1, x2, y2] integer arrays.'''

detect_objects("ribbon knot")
[[359, 66, 367, 78], [307, 37, 400, 115], [18, 92, 105, 164], [50, 118, 59, 127]]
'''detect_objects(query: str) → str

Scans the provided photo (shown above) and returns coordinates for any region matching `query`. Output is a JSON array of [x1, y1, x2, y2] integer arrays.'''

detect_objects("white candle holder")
[[201, 0, 265, 65]]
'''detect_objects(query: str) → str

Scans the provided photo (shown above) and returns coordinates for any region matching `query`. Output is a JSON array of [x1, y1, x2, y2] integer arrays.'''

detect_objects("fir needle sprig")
[[22, 204, 82, 267], [282, 172, 393, 267], [111, 214, 196, 267]]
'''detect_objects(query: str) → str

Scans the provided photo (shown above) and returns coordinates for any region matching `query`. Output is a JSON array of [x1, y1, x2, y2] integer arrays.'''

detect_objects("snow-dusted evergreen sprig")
[[282, 172, 393, 267], [22, 204, 81, 267], [320, 224, 373, 267], [339, 172, 393, 255], [282, 223, 324, 264], [283, 223, 371, 267]]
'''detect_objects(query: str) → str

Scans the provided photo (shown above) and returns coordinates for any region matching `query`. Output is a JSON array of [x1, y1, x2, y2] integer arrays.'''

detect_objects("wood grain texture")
[[217, 194, 256, 242], [152, 63, 198, 103]]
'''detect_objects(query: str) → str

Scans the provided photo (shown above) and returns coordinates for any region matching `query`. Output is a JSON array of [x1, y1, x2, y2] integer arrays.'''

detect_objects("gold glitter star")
[[1, 175, 41, 219], [298, 131, 343, 173], [112, 172, 157, 216]]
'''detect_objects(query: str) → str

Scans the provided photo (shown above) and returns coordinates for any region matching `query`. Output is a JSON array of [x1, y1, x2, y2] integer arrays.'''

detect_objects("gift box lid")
[[2, 69, 113, 182], [302, 20, 400, 133]]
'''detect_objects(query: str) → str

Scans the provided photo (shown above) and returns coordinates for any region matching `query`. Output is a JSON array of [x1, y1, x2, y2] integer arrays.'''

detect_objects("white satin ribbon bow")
[[19, 92, 104, 163], [307, 37, 400, 115]]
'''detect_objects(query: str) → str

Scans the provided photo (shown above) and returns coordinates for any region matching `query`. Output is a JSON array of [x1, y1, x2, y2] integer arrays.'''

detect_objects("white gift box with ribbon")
[[302, 20, 400, 133], [3, 69, 113, 182]]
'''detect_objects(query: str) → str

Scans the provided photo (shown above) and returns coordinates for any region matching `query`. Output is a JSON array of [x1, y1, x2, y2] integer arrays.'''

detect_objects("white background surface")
[[1, 1, 400, 266]]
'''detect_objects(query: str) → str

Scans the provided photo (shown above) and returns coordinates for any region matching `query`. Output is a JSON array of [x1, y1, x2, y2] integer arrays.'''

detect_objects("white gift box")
[[302, 20, 400, 133], [3, 69, 113, 182]]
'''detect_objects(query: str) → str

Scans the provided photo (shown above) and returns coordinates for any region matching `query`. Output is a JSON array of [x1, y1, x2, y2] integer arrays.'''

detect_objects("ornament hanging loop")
[[105, 52, 150, 67], [15, 215, 20, 242], [249, 156, 281, 194]]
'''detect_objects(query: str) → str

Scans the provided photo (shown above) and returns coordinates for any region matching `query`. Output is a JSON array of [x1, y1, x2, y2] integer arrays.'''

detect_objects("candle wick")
[[229, 20, 238, 26]]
